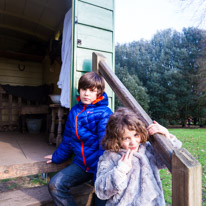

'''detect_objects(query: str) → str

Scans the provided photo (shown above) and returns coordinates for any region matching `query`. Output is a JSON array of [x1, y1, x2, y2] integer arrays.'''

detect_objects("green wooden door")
[[71, 0, 115, 110]]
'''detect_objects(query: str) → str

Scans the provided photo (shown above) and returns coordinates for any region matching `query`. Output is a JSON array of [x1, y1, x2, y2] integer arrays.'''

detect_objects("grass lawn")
[[160, 128, 206, 206]]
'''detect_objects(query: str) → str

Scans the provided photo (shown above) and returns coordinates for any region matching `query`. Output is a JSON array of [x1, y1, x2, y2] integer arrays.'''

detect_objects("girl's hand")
[[120, 149, 134, 168], [44, 154, 53, 164], [147, 121, 170, 138]]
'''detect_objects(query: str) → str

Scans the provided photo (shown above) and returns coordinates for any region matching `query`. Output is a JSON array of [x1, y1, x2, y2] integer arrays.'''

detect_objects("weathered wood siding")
[[0, 58, 43, 86]]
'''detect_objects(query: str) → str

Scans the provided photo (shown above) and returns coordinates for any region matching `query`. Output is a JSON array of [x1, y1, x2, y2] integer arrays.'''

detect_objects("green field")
[[160, 128, 206, 205]]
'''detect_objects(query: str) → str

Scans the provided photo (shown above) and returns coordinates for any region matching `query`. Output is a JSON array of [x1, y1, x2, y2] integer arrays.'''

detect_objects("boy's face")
[[121, 128, 141, 152], [79, 87, 98, 105]]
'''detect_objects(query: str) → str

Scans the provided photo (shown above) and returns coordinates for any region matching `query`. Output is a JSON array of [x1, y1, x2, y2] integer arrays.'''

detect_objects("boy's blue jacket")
[[52, 92, 112, 174]]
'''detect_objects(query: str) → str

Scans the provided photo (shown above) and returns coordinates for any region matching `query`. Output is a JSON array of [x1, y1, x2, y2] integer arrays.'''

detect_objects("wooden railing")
[[92, 52, 202, 206]]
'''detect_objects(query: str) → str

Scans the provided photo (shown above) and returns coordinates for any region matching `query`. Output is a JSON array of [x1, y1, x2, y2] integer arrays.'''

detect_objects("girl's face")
[[120, 128, 141, 152]]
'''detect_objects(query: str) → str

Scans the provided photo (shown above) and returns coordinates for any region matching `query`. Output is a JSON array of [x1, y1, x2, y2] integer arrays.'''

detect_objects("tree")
[[115, 27, 206, 126], [115, 64, 150, 112]]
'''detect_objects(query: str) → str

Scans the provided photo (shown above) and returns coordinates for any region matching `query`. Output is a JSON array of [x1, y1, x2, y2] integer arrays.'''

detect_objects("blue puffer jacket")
[[52, 92, 112, 174]]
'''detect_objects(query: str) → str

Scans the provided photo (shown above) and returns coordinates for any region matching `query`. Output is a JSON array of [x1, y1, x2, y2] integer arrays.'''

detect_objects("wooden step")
[[0, 185, 53, 206], [0, 132, 71, 180], [0, 183, 94, 206]]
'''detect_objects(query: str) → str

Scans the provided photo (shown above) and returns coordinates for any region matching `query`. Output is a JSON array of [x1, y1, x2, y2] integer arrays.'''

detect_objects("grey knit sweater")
[[95, 137, 182, 206]]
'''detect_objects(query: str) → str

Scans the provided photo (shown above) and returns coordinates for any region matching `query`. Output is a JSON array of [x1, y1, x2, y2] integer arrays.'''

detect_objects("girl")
[[95, 107, 182, 206]]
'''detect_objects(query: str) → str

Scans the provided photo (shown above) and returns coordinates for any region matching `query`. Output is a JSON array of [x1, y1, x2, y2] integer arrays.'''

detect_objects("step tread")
[[0, 185, 52, 206], [0, 183, 94, 206]]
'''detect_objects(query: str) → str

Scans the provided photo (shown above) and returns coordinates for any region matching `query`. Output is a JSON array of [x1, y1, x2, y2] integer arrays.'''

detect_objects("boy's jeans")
[[48, 163, 106, 206]]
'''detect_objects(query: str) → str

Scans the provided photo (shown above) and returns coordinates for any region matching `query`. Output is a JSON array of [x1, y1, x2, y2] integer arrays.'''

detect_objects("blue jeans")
[[48, 163, 106, 206]]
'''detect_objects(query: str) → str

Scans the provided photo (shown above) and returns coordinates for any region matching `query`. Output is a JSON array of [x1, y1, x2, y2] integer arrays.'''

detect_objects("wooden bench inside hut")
[[0, 84, 52, 132]]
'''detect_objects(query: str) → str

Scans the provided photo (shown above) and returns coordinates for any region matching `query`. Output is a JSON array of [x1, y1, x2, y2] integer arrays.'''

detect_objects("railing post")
[[172, 148, 202, 206], [92, 52, 107, 73]]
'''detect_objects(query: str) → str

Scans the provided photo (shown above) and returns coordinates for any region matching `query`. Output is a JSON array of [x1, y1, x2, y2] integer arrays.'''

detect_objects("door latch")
[[77, 39, 82, 45]]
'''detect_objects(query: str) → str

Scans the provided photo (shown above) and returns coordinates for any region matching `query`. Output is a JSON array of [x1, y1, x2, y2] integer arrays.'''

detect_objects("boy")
[[44, 72, 112, 206]]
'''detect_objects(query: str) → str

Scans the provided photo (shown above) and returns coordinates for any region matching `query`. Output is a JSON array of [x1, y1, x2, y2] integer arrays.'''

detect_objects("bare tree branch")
[[171, 0, 206, 28]]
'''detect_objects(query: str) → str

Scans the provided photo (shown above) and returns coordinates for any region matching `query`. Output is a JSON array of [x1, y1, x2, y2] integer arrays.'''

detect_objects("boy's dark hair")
[[102, 107, 149, 152], [78, 72, 105, 97]]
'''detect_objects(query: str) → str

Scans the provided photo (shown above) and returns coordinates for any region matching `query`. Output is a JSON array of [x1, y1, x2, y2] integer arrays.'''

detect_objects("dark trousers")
[[48, 163, 106, 206]]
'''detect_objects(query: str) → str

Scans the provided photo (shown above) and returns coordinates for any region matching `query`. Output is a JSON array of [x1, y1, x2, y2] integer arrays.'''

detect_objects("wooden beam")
[[92, 52, 174, 171], [0, 160, 72, 180], [172, 148, 202, 206]]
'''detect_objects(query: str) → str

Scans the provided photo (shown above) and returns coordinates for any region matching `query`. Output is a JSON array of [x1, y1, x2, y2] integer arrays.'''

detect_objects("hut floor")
[[0, 132, 56, 166], [0, 132, 95, 206]]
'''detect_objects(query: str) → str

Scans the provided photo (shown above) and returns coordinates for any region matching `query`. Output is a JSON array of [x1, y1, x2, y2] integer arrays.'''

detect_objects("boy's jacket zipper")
[[75, 105, 89, 172]]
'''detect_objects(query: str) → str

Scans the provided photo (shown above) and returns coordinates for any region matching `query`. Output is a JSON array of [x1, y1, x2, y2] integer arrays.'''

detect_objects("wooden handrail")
[[92, 52, 174, 170], [0, 160, 71, 180], [92, 52, 202, 206]]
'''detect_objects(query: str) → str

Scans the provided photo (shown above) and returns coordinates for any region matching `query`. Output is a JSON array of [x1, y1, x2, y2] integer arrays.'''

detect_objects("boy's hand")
[[147, 121, 170, 138], [44, 154, 53, 164], [120, 149, 134, 168]]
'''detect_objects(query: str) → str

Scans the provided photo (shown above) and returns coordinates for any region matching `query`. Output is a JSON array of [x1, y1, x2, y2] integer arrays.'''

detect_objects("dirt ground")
[[0, 175, 48, 193]]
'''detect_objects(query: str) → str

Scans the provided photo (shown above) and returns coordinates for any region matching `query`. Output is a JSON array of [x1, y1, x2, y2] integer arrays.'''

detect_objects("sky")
[[115, 0, 205, 44]]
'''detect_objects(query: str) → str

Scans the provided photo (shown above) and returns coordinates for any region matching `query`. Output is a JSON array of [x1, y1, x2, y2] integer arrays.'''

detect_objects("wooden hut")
[[0, 0, 115, 205]]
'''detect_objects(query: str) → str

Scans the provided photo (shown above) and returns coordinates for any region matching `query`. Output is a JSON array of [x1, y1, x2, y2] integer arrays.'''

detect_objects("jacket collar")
[[76, 92, 108, 107]]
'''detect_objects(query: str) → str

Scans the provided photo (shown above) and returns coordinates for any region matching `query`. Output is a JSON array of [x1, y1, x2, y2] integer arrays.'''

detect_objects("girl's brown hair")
[[78, 72, 105, 98], [102, 107, 149, 152]]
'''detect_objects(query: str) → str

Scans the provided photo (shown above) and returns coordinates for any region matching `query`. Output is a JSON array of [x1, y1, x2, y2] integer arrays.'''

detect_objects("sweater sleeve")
[[95, 152, 130, 200], [52, 110, 73, 164], [169, 134, 182, 149], [147, 134, 182, 169]]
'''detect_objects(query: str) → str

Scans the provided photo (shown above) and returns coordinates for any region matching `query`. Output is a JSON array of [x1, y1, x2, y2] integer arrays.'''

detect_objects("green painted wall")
[[71, 0, 115, 110]]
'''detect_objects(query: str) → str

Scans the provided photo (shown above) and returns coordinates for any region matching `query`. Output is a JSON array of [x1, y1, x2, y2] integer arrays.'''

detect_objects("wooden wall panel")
[[76, 48, 113, 72], [77, 1, 113, 31], [81, 0, 114, 10], [0, 58, 43, 86], [76, 24, 113, 52], [42, 57, 61, 94]]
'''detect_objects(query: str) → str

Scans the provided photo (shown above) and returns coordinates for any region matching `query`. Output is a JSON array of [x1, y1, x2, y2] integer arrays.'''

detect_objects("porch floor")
[[0, 132, 70, 179], [0, 132, 55, 165]]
